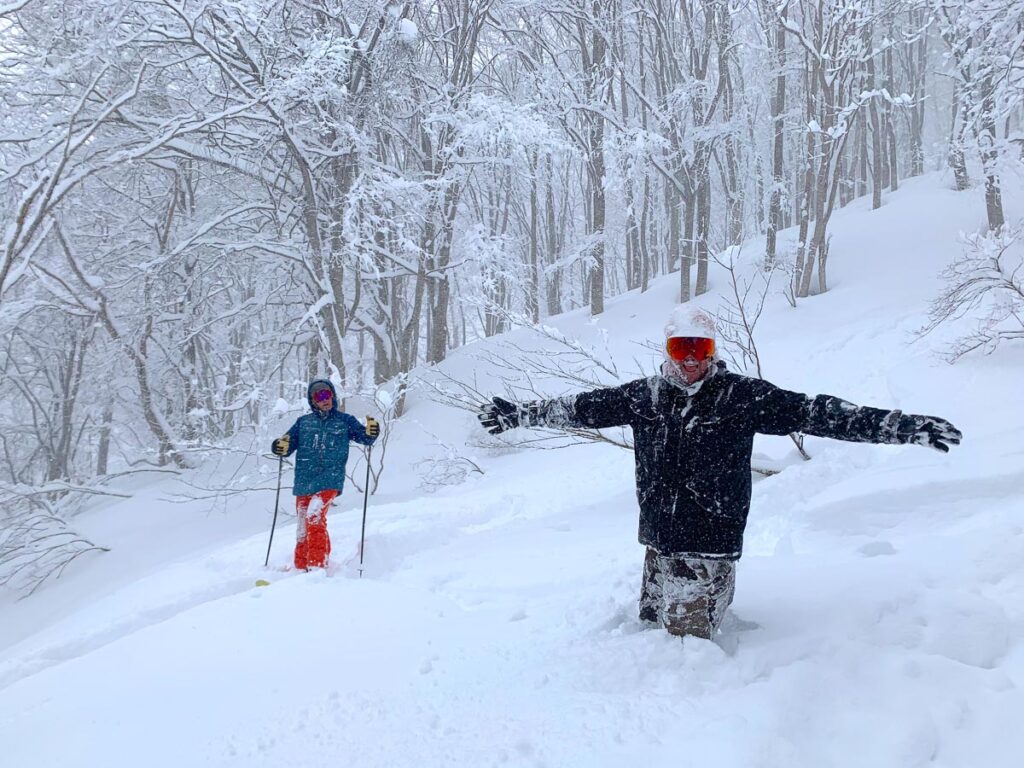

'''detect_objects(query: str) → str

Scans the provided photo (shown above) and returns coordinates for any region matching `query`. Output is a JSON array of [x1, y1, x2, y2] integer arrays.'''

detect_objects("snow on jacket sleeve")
[[522, 380, 641, 430], [747, 379, 901, 443], [343, 413, 377, 446]]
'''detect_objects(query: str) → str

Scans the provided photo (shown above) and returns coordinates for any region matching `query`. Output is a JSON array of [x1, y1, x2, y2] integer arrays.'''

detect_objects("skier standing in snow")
[[476, 310, 961, 640], [271, 380, 379, 571]]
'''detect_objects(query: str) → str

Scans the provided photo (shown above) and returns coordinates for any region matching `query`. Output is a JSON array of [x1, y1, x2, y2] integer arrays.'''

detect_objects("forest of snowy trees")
[[0, 1, 1021, 589]]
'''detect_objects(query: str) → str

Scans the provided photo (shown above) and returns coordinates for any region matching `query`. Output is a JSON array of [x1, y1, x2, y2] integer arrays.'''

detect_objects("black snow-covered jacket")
[[530, 363, 905, 559]]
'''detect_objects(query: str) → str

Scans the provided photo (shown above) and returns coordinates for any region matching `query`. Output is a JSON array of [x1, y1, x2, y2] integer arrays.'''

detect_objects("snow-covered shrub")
[[415, 446, 483, 493], [0, 489, 107, 597], [921, 223, 1024, 361]]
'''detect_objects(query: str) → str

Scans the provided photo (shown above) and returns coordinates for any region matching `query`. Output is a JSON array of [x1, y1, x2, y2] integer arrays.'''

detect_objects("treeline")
[[0, 0, 1020, 483]]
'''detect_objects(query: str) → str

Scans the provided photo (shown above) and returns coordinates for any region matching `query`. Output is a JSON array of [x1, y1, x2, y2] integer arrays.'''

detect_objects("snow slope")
[[2, 174, 1022, 768]]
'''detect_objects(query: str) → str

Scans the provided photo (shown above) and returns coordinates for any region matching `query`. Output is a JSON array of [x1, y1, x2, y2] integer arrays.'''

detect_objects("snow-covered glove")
[[271, 435, 290, 456], [896, 413, 962, 453], [365, 416, 380, 438], [478, 396, 520, 435]]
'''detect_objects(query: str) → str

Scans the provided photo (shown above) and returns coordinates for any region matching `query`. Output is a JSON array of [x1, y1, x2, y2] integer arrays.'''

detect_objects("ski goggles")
[[666, 336, 716, 362], [311, 387, 333, 403]]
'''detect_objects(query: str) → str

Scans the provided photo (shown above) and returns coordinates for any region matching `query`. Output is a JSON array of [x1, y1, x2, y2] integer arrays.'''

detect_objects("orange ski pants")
[[294, 489, 339, 570]]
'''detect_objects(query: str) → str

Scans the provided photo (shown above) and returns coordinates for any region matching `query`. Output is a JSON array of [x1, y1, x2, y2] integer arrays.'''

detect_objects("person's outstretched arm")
[[345, 414, 379, 446], [477, 381, 643, 435], [750, 381, 961, 452]]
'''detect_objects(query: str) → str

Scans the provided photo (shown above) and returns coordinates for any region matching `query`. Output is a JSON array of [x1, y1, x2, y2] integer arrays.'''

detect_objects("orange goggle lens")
[[666, 336, 715, 361]]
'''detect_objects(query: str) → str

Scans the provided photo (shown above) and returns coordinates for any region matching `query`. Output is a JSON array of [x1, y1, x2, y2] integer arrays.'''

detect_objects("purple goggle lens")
[[312, 388, 333, 403]]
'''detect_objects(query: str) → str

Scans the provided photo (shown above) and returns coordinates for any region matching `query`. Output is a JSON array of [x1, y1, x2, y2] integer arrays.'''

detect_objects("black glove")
[[478, 396, 520, 435], [365, 416, 380, 438], [896, 414, 962, 453], [272, 435, 290, 456]]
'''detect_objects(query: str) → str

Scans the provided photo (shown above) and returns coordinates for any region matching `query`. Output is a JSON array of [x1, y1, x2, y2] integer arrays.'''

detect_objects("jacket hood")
[[306, 379, 340, 413]]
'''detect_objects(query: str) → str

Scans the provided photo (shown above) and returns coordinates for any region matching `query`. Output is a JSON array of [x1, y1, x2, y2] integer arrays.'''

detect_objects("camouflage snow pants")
[[638, 548, 736, 639]]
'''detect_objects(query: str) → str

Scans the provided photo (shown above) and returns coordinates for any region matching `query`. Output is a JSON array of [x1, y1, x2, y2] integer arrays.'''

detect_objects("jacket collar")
[[660, 359, 726, 397]]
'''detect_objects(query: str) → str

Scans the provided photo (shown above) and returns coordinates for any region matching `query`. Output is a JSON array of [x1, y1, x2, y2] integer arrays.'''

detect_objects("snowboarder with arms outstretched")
[[272, 380, 379, 571], [477, 309, 961, 640]]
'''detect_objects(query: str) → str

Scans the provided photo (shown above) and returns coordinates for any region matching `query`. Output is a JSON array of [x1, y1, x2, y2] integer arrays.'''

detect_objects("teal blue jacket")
[[273, 380, 376, 497]]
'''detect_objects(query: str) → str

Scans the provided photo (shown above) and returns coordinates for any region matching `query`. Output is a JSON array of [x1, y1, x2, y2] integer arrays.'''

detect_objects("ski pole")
[[358, 445, 372, 578], [264, 456, 284, 568]]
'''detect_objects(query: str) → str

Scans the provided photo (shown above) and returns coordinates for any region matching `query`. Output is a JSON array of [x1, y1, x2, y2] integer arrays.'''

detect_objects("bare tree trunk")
[[400, 264, 428, 375], [580, 0, 608, 316], [528, 150, 540, 322], [885, 46, 899, 193], [371, 221, 397, 384], [949, 82, 971, 191], [681, 187, 694, 302], [637, 16, 653, 292], [980, 77, 1006, 231], [545, 156, 563, 316], [96, 406, 112, 476], [694, 167, 711, 296], [589, 157, 606, 316], [838, 150, 851, 208], [43, 332, 88, 483], [615, 19, 640, 293], [640, 177, 652, 292], [907, 8, 927, 177], [794, 54, 816, 297], [723, 135, 743, 246], [667, 183, 680, 274], [858, 114, 868, 198], [867, 27, 884, 210], [800, 188, 827, 298], [765, 4, 787, 267], [426, 177, 462, 364], [718, 4, 742, 246], [625, 178, 641, 290]]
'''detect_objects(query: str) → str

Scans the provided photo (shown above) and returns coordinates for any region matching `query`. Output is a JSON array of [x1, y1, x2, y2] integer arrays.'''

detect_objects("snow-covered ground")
[[2, 174, 1022, 768]]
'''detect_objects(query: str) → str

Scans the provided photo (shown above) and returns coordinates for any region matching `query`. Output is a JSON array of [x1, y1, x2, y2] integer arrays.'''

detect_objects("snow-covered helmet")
[[664, 308, 717, 362]]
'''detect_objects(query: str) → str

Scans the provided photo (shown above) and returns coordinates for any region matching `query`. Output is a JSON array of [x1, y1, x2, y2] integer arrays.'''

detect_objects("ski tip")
[[254, 579, 271, 587]]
